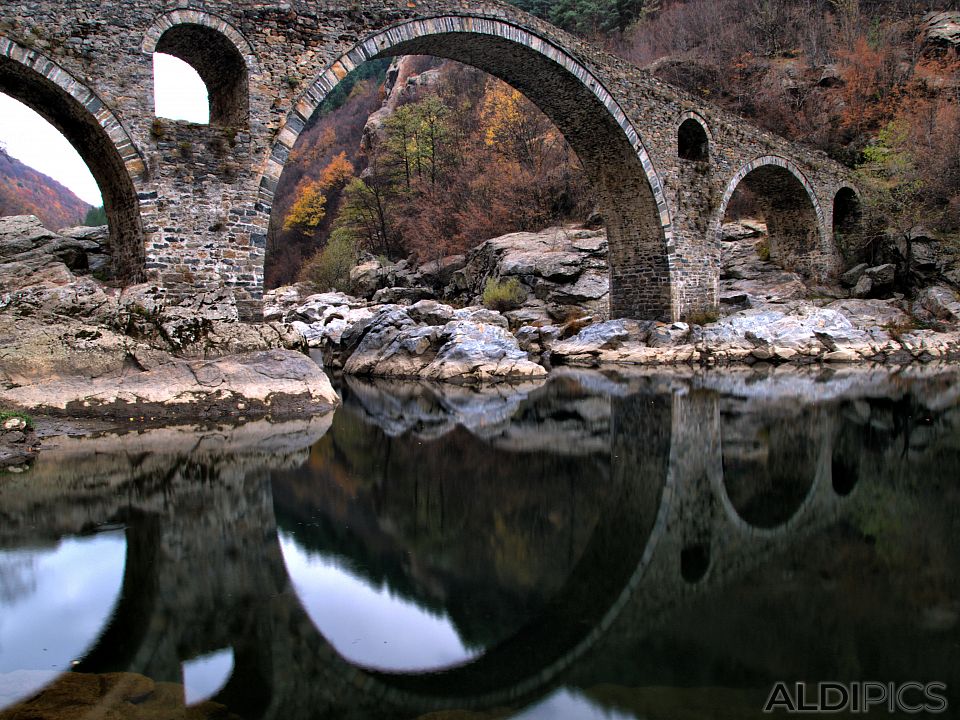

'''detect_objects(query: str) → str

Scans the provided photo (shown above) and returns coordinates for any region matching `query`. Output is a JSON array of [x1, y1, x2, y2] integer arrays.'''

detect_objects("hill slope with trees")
[[0, 147, 92, 231]]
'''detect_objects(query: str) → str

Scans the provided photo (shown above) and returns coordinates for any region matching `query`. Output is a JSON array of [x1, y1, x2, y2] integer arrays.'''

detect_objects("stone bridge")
[[0, 0, 859, 322], [0, 384, 877, 719]]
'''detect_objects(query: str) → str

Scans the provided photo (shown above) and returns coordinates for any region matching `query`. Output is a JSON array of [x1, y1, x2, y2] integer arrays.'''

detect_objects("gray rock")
[[853, 275, 874, 299], [915, 285, 960, 324], [407, 299, 456, 326], [350, 258, 389, 298], [343, 309, 545, 383], [841, 263, 869, 287], [551, 320, 639, 355], [549, 269, 609, 302], [452, 306, 511, 329], [0, 349, 340, 418], [721, 221, 766, 242], [922, 11, 960, 48], [865, 264, 896, 287], [371, 286, 434, 305]]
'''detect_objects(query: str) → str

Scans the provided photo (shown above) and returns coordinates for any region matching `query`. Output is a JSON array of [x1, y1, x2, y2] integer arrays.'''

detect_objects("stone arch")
[[262, 16, 678, 321], [255, 391, 679, 713], [0, 36, 146, 284], [142, 10, 257, 127], [715, 156, 832, 282], [677, 112, 710, 161]]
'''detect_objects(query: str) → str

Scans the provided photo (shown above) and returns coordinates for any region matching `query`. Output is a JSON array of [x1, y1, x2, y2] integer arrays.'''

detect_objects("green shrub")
[[0, 410, 34, 430], [756, 238, 771, 261], [481, 277, 527, 312], [299, 228, 357, 293]]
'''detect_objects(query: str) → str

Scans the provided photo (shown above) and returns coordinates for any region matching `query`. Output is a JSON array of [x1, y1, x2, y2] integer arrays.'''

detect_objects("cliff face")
[[0, 149, 91, 231]]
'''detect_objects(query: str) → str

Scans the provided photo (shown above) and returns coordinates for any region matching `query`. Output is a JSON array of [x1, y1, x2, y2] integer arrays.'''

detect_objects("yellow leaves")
[[283, 181, 327, 232], [283, 152, 355, 233], [317, 151, 354, 192], [480, 81, 527, 148]]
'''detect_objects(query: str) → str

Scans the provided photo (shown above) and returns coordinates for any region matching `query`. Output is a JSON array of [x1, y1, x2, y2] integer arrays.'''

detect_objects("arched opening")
[[264, 19, 674, 321], [720, 160, 822, 280], [153, 53, 209, 124], [832, 186, 862, 263], [0, 42, 145, 284], [680, 542, 711, 583], [678, 117, 709, 161], [0, 94, 102, 227], [152, 24, 248, 127]]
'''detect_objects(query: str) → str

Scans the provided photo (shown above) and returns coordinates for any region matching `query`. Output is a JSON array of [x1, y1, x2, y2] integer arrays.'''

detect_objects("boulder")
[[704, 306, 875, 358], [852, 275, 873, 299], [0, 216, 112, 280], [371, 286, 434, 305], [0, 349, 340, 419], [263, 284, 304, 322], [447, 226, 610, 320], [416, 254, 467, 287], [343, 307, 545, 383], [350, 258, 388, 298], [841, 263, 869, 288], [865, 263, 896, 288], [915, 285, 960, 324]]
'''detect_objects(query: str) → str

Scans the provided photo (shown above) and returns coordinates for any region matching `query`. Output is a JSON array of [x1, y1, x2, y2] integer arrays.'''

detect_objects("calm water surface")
[[1, 367, 959, 719]]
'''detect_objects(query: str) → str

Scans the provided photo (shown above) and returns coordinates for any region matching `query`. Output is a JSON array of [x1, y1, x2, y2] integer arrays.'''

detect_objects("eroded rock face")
[[915, 285, 960, 324], [342, 227, 611, 325], [719, 221, 809, 309]]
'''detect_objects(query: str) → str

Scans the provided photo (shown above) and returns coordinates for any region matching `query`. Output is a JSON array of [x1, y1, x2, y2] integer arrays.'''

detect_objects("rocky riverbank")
[[0, 215, 340, 422], [268, 221, 960, 377], [2, 214, 960, 419]]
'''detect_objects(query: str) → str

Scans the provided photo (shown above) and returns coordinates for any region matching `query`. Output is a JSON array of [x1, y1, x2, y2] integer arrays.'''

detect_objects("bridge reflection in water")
[[1, 368, 959, 719]]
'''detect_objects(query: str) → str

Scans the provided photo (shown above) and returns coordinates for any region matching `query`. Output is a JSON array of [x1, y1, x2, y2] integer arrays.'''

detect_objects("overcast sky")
[[0, 54, 208, 208]]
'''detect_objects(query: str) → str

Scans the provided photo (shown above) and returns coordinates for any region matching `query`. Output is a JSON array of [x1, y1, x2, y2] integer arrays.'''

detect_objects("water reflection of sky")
[[279, 530, 480, 672], [514, 689, 636, 720], [0, 532, 126, 709]]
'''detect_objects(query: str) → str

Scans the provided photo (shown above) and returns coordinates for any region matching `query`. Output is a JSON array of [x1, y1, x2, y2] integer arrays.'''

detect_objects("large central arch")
[[262, 16, 677, 321]]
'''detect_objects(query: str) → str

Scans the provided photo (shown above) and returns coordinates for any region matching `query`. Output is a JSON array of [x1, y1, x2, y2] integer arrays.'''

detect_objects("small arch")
[[832, 186, 862, 255], [143, 11, 255, 127], [680, 543, 711, 583], [715, 156, 831, 281], [0, 36, 145, 284], [715, 407, 825, 535], [678, 116, 709, 161]]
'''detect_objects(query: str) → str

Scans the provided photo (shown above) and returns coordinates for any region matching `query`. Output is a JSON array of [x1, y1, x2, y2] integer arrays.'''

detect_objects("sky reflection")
[[279, 530, 479, 672], [0, 532, 126, 709]]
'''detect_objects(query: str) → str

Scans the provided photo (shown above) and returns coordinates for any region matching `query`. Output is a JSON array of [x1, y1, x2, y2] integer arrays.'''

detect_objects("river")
[[1, 366, 959, 719]]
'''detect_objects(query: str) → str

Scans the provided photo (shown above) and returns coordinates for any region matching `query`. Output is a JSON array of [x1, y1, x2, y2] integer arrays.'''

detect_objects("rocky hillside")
[[0, 148, 91, 231]]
